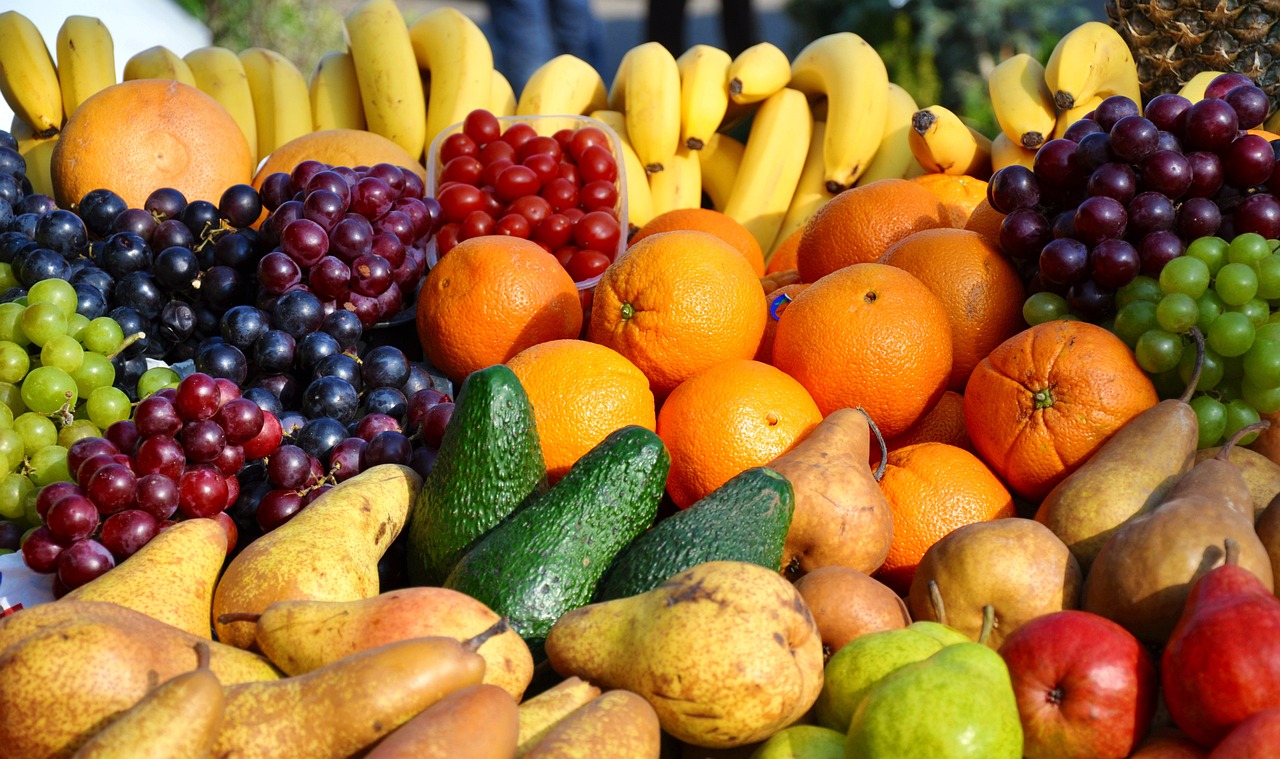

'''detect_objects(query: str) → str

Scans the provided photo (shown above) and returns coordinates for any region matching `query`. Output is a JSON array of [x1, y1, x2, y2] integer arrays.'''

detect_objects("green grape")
[[1234, 297, 1272, 329], [0, 402, 14, 430], [57, 419, 100, 449], [0, 263, 19, 294], [20, 366, 77, 415], [1113, 301, 1158, 347], [137, 366, 181, 399], [1186, 236, 1229, 276], [12, 412, 53, 458], [0, 473, 32, 521], [0, 341, 29, 385], [27, 279, 77, 318], [1190, 395, 1228, 449], [1136, 329, 1184, 373], [1243, 338, 1280, 389], [18, 302, 67, 348], [1196, 291, 1226, 334], [1256, 255, 1280, 300], [1224, 398, 1263, 445], [1272, 239, 1280, 251], [39, 335, 83, 374], [1156, 293, 1199, 333], [0, 428, 22, 473], [1207, 311, 1256, 357], [1215, 262, 1260, 306], [1227, 232, 1271, 265], [66, 313, 89, 342], [1259, 323, 1280, 343], [71, 352, 115, 399], [1152, 368, 1186, 400], [1115, 275, 1163, 308], [1159, 256, 1212, 298], [21, 489, 38, 528], [1023, 292, 1068, 326], [1242, 377, 1280, 414], [13, 298, 26, 307], [86, 386, 131, 429], [1179, 344, 1224, 392], [0, 303, 29, 347], [80, 317, 124, 356], [0, 382, 25, 417], [29, 445, 70, 487]]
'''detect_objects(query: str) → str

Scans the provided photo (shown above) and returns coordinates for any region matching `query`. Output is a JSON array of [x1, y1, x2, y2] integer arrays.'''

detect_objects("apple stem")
[[194, 641, 210, 671], [978, 605, 995, 646], [1225, 537, 1240, 567], [216, 612, 262, 625], [464, 618, 509, 652], [856, 407, 888, 482], [928, 580, 947, 626]]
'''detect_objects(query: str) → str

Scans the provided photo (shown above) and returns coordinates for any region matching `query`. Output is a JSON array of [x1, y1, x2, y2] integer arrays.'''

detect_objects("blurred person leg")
[[549, 0, 607, 74], [647, 0, 686, 56], [488, 0, 557, 94], [720, 0, 758, 57]]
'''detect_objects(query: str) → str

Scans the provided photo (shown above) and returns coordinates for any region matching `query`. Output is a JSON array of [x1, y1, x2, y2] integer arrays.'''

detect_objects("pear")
[[1193, 445, 1280, 521], [1255, 493, 1280, 590], [364, 683, 519, 759], [907, 518, 1082, 649], [64, 518, 227, 638], [516, 677, 602, 757], [545, 561, 824, 749], [749, 725, 845, 759], [219, 587, 534, 700], [1035, 332, 1203, 573], [71, 642, 224, 758], [524, 690, 661, 758], [793, 566, 910, 658], [213, 464, 421, 648]]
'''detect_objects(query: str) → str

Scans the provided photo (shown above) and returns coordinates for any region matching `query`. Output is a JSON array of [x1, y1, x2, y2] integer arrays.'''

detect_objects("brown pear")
[[1193, 445, 1280, 522], [793, 565, 910, 657], [1249, 407, 1280, 466], [906, 517, 1082, 649], [364, 683, 519, 759], [516, 677, 602, 757], [1035, 334, 1203, 573], [524, 690, 661, 759], [1254, 493, 1280, 591]]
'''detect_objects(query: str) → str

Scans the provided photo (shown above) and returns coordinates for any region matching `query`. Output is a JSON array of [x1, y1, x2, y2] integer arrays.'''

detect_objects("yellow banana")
[[609, 42, 681, 174], [1177, 70, 1223, 104], [770, 120, 828, 261], [123, 46, 197, 87], [989, 52, 1056, 149], [908, 105, 993, 178], [490, 69, 516, 117], [1052, 93, 1104, 139], [696, 131, 744, 212], [0, 11, 63, 137], [856, 82, 920, 186], [788, 32, 888, 192], [238, 47, 312, 159], [675, 44, 731, 150], [1044, 21, 1141, 113], [55, 15, 115, 118], [308, 50, 365, 132], [347, 0, 428, 159], [10, 116, 56, 197], [518, 54, 608, 132], [647, 143, 701, 216], [724, 87, 812, 252], [410, 7, 494, 154], [589, 109, 655, 230], [726, 41, 790, 105], [185, 46, 260, 165], [991, 131, 1037, 171]]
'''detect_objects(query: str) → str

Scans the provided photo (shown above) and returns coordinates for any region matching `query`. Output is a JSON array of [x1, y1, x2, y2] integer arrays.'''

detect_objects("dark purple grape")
[[1145, 93, 1192, 133], [135, 474, 179, 521], [145, 188, 186, 221], [100, 510, 159, 559], [1094, 96, 1140, 131], [1139, 230, 1186, 276], [111, 208, 156, 241], [1126, 191, 1176, 238], [1155, 131, 1183, 153], [1205, 73, 1254, 100], [135, 396, 183, 438], [329, 437, 366, 481], [1089, 239, 1140, 289], [1183, 98, 1239, 152], [267, 445, 312, 489], [998, 208, 1052, 260], [330, 215, 374, 263], [1225, 84, 1270, 130], [308, 257, 351, 300], [22, 526, 69, 573], [1139, 150, 1193, 198], [219, 183, 263, 228], [1176, 197, 1223, 239], [1071, 132, 1114, 174], [182, 419, 226, 463], [350, 254, 393, 297], [1066, 279, 1115, 321], [46, 495, 99, 541], [1039, 238, 1090, 285], [273, 290, 325, 338], [86, 464, 137, 515], [1073, 195, 1127, 244], [1087, 162, 1137, 204], [57, 539, 115, 589], [215, 398, 265, 446], [1234, 193, 1280, 238], [257, 490, 305, 532], [152, 218, 195, 252], [1062, 118, 1103, 142], [178, 467, 228, 518], [1109, 116, 1159, 163], [281, 218, 329, 268], [1222, 133, 1276, 187], [254, 329, 296, 375], [360, 430, 412, 468], [1051, 210, 1076, 239], [259, 172, 294, 211], [1185, 151, 1225, 198], [302, 189, 346, 233], [135, 435, 185, 481], [1034, 138, 1080, 185], [410, 447, 436, 479]]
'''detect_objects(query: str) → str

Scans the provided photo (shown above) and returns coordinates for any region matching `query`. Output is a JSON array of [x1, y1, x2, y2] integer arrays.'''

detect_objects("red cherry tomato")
[[510, 195, 552, 226], [463, 109, 501, 146], [517, 135, 563, 163], [435, 223, 462, 256], [502, 122, 537, 151], [573, 210, 621, 253], [552, 128, 576, 152], [533, 213, 574, 249], [441, 156, 483, 186], [479, 140, 516, 166], [523, 153, 560, 185], [577, 144, 618, 184], [562, 207, 585, 224], [495, 164, 542, 202], [565, 248, 612, 282], [480, 158, 514, 188], [579, 180, 618, 212], [439, 133, 477, 163], [460, 210, 496, 239], [569, 127, 611, 162], [496, 213, 531, 238], [554, 245, 580, 267], [437, 184, 485, 223], [557, 163, 580, 186], [479, 188, 505, 218], [540, 177, 579, 212]]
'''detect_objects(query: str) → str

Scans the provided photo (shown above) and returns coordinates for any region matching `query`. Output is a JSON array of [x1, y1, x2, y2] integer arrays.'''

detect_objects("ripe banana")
[[908, 105, 993, 178], [723, 87, 812, 252], [727, 41, 790, 105], [409, 7, 494, 155], [1044, 21, 1141, 112], [856, 82, 920, 186], [490, 69, 516, 117], [991, 131, 1037, 171], [648, 143, 702, 216], [347, 0, 428, 159], [589, 109, 655, 229], [238, 47, 312, 159], [989, 52, 1056, 149], [123, 46, 198, 87], [10, 116, 56, 197], [609, 42, 681, 174], [186, 46, 260, 165], [1177, 70, 1222, 104], [770, 119, 828, 260], [788, 32, 888, 193], [0, 10, 64, 137], [696, 131, 744, 212], [518, 54, 608, 133], [675, 44, 731, 150], [56, 15, 115, 118], [308, 50, 365, 133], [1052, 93, 1103, 139]]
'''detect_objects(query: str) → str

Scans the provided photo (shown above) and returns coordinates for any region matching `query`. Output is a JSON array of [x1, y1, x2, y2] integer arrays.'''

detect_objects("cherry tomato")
[[460, 210, 496, 240], [579, 180, 618, 212], [496, 213, 531, 238], [495, 164, 542, 202], [435, 223, 462, 256], [554, 245, 580, 268], [573, 210, 621, 253], [552, 128, 576, 152], [566, 248, 612, 282], [533, 213, 574, 249], [480, 158, 514, 188], [502, 122, 538, 152], [517, 135, 563, 163], [441, 156, 483, 186], [463, 109, 501, 146], [479, 188, 505, 218], [510, 195, 552, 226], [557, 163, 580, 186], [569, 127, 610, 162], [541, 177, 579, 212], [562, 207, 585, 224], [523, 153, 559, 185], [577, 144, 618, 184], [439, 133, 478, 164], [437, 184, 485, 223], [479, 140, 516, 166]]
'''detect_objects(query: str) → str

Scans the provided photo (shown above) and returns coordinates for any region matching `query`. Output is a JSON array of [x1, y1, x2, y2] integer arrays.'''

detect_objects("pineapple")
[[1106, 0, 1280, 107]]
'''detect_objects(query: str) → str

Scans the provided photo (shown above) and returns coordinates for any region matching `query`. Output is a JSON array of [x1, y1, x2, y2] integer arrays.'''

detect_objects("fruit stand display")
[[2, 0, 1280, 756]]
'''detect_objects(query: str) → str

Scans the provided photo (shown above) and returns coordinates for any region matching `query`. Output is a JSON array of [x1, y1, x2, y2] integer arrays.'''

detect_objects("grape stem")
[[1179, 327, 1205, 404], [105, 332, 146, 361]]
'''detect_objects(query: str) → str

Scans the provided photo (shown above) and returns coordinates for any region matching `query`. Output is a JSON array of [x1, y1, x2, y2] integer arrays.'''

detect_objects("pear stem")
[[1219, 420, 1271, 460], [464, 618, 510, 653], [1225, 537, 1240, 567], [856, 407, 888, 482], [928, 580, 947, 626], [1179, 327, 1205, 404], [194, 641, 210, 671], [978, 605, 995, 646], [216, 612, 263, 625]]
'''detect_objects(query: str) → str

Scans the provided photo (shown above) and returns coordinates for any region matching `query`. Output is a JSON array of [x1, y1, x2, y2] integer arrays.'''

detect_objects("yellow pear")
[[516, 677, 602, 757], [525, 690, 661, 758], [364, 683, 518, 758]]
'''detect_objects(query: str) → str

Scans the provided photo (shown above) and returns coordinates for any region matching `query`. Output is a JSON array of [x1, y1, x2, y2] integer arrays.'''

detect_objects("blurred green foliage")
[[172, 0, 344, 76]]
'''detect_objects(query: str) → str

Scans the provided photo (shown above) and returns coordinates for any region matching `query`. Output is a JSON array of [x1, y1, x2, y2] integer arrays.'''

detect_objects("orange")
[[588, 230, 767, 397], [253, 128, 427, 187], [964, 320, 1159, 501], [964, 197, 1006, 244], [879, 228, 1026, 391], [910, 173, 989, 228], [795, 178, 948, 283], [755, 283, 809, 364], [772, 263, 953, 439], [759, 268, 802, 294], [51, 80, 253, 210], [871, 390, 973, 468], [629, 208, 766, 276], [766, 227, 802, 274], [417, 236, 583, 383], [506, 339, 656, 482], [657, 359, 822, 508], [874, 442, 1016, 594]]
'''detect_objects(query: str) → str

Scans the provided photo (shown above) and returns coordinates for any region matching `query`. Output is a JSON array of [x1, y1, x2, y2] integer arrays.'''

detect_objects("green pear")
[[749, 725, 845, 758], [906, 620, 970, 647], [844, 642, 1022, 759], [813, 628, 945, 733]]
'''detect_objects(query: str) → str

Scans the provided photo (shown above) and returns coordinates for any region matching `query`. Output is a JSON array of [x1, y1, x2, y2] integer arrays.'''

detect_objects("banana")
[[518, 54, 608, 131], [347, 0, 428, 159], [185, 46, 260, 165], [788, 32, 888, 193], [769, 120, 828, 260], [608, 42, 681, 174], [0, 11, 63, 137], [696, 131, 744, 212], [589, 109, 655, 230], [991, 130, 1037, 171], [723, 87, 812, 252], [726, 41, 790, 105], [908, 104, 993, 178], [308, 50, 365, 133], [123, 46, 198, 87], [989, 52, 1056, 149], [647, 143, 702, 216], [490, 69, 516, 117], [1052, 93, 1104, 139], [1044, 21, 1141, 113], [856, 82, 920, 186], [675, 44, 731, 150], [1177, 70, 1223, 104], [55, 15, 115, 118], [238, 47, 312, 159], [10, 116, 56, 197], [409, 7, 494, 155]]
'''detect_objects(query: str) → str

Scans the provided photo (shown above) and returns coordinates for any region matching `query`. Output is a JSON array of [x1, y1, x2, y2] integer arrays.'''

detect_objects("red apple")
[[1207, 706, 1280, 758], [998, 609, 1157, 759]]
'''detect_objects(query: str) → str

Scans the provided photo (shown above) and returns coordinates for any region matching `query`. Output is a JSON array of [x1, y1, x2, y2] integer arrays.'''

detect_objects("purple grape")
[[1109, 116, 1159, 163], [100, 510, 159, 559], [1051, 210, 1076, 239], [1089, 239, 1141, 289], [329, 437, 366, 482], [1073, 195, 1127, 245], [1039, 238, 1090, 285], [1139, 150, 1193, 198], [1233, 193, 1280, 238], [1205, 72, 1254, 100], [1071, 132, 1114, 174], [1139, 230, 1186, 276], [1094, 96, 1141, 131], [1062, 119, 1103, 142], [302, 189, 347, 232], [987, 165, 1040, 214], [1034, 138, 1080, 185], [1222, 133, 1276, 187], [57, 539, 115, 589], [1087, 162, 1137, 204], [306, 170, 352, 205], [998, 208, 1052, 260], [1067, 279, 1116, 321], [359, 431, 412, 468], [1144, 93, 1192, 133], [1155, 131, 1183, 153], [1185, 151, 1225, 198], [1126, 191, 1176, 238], [1176, 197, 1223, 239], [1183, 98, 1239, 152], [1225, 84, 1270, 130]]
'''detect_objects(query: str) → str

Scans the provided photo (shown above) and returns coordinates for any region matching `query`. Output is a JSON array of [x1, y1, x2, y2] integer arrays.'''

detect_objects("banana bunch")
[[1044, 21, 1141, 114], [55, 15, 115, 118], [989, 53, 1056, 150], [589, 109, 655, 229], [908, 104, 992, 178], [490, 69, 516, 117], [675, 45, 731, 151], [0, 10, 64, 137], [308, 51, 366, 133], [346, 0, 427, 158], [409, 7, 494, 155], [239, 47, 312, 159], [723, 87, 812, 252], [124, 46, 197, 87], [991, 131, 1036, 171], [697, 132, 744, 213], [609, 42, 681, 175], [186, 46, 260, 164], [518, 54, 608, 135], [855, 82, 921, 186]]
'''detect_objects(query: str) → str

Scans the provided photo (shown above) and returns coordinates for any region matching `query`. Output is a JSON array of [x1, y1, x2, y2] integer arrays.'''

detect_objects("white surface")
[[0, 550, 55, 614]]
